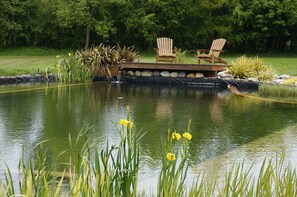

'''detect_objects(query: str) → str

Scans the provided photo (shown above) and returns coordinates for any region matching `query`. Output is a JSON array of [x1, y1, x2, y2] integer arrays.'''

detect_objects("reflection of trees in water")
[[122, 84, 297, 167], [41, 83, 122, 164], [188, 93, 297, 164], [121, 84, 228, 161], [0, 91, 44, 169]]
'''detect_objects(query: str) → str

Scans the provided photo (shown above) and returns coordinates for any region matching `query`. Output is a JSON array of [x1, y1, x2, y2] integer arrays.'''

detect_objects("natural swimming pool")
[[0, 82, 296, 192]]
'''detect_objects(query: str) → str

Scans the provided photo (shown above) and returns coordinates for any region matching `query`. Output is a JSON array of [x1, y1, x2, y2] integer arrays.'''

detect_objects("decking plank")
[[120, 62, 226, 72]]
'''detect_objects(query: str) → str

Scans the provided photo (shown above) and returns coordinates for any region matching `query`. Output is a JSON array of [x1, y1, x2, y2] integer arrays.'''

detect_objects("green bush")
[[227, 55, 276, 81]]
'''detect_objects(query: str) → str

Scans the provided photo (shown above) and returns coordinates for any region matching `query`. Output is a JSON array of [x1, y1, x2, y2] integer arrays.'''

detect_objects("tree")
[[54, 0, 117, 49], [232, 0, 297, 51]]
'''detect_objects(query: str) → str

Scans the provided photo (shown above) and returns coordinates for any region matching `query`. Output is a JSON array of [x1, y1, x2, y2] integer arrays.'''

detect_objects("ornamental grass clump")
[[227, 55, 276, 81], [158, 119, 192, 197]]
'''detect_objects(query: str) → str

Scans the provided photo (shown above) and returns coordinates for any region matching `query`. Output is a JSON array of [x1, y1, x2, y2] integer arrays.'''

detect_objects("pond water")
[[0, 82, 297, 192]]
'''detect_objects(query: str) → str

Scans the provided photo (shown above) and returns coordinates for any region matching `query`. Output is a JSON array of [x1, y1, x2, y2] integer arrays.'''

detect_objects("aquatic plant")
[[1, 115, 297, 196], [158, 120, 192, 197], [54, 53, 92, 83]]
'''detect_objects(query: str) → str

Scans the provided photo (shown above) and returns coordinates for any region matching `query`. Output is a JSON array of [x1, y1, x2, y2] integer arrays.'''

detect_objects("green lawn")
[[0, 56, 56, 76], [0, 48, 296, 76]]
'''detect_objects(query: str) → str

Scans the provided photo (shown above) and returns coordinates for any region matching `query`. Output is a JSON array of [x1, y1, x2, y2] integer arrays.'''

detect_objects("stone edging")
[[0, 74, 56, 85]]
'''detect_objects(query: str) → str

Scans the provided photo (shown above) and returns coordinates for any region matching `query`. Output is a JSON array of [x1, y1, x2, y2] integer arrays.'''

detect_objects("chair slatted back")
[[157, 37, 173, 55], [209, 38, 226, 57]]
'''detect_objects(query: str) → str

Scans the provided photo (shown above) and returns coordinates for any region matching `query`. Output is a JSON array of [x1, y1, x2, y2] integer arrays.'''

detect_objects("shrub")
[[227, 55, 276, 81]]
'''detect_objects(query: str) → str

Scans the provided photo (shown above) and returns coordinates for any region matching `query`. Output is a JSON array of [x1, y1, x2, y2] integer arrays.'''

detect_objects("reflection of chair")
[[154, 37, 176, 63], [197, 38, 227, 65]]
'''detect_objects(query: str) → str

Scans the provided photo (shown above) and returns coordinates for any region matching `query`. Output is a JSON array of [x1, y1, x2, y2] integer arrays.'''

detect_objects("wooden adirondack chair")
[[197, 38, 227, 65], [154, 37, 176, 63]]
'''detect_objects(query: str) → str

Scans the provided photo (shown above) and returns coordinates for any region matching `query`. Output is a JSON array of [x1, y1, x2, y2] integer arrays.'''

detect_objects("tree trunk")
[[85, 25, 90, 49]]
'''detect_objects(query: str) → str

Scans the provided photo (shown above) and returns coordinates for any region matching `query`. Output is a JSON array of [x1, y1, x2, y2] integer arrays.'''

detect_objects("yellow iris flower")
[[171, 131, 181, 140], [120, 119, 132, 128], [166, 152, 176, 161], [182, 132, 192, 140]]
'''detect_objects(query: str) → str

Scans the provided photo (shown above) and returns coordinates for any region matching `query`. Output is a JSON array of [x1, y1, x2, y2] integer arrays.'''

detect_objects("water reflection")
[[0, 82, 296, 191]]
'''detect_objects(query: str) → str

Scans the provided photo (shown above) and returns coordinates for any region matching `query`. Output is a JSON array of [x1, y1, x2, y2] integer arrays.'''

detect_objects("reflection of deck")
[[120, 62, 226, 77]]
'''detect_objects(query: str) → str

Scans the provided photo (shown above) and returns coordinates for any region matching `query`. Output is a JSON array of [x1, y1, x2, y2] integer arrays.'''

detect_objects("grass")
[[0, 48, 71, 76], [0, 56, 56, 76], [258, 83, 297, 100], [0, 48, 297, 76]]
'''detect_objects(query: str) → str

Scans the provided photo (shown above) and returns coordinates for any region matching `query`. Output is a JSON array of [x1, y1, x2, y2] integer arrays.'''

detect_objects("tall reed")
[[55, 53, 92, 83], [67, 110, 140, 196], [157, 120, 192, 197]]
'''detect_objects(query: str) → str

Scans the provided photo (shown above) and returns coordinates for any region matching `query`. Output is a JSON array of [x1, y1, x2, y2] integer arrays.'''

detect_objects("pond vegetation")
[[1, 111, 297, 196]]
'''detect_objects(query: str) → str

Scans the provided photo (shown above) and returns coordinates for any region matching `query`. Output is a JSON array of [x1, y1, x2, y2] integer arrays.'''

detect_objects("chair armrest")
[[211, 49, 227, 53], [154, 48, 159, 53], [197, 49, 209, 56]]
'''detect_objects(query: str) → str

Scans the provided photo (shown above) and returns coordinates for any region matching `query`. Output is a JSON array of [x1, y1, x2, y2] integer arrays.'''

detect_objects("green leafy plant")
[[175, 48, 188, 64], [227, 55, 276, 81], [158, 119, 192, 197], [54, 53, 92, 83]]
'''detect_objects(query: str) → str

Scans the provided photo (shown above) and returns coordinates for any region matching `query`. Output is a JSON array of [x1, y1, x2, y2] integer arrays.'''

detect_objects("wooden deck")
[[119, 62, 226, 77]]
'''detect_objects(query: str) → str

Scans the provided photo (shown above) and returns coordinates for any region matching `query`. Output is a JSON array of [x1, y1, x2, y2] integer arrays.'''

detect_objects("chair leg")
[[198, 59, 201, 64]]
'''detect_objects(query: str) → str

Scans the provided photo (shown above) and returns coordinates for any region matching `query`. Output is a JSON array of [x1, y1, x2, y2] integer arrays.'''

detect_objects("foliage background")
[[1, 0, 297, 52]]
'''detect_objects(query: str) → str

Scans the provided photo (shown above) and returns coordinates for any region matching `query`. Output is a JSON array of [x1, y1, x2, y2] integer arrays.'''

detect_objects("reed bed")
[[1, 112, 296, 196]]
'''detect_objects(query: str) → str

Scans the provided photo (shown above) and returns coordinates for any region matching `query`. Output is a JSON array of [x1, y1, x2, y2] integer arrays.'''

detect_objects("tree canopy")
[[0, 0, 297, 52]]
